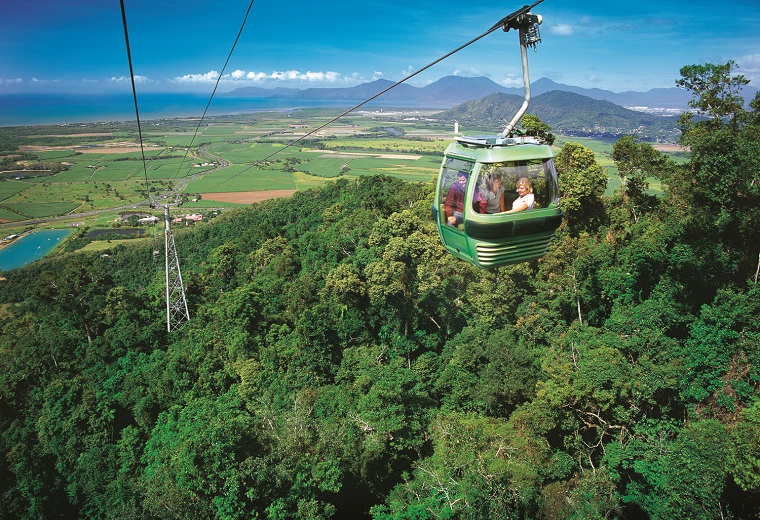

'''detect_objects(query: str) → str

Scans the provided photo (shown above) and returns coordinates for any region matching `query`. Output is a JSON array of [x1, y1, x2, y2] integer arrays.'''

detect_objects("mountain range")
[[224, 75, 760, 111]]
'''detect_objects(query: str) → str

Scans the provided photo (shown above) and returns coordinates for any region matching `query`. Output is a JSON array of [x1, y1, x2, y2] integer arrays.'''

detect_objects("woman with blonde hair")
[[507, 176, 534, 213]]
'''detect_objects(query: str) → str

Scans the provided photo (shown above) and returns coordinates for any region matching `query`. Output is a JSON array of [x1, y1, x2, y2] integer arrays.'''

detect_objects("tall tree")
[[672, 61, 760, 285], [554, 142, 608, 235], [676, 61, 750, 131], [611, 135, 667, 224]]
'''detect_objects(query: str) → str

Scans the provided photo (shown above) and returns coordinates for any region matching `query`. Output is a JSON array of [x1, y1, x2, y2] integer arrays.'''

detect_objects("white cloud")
[[0, 78, 24, 86], [271, 70, 302, 81], [30, 78, 62, 85], [453, 67, 487, 78], [500, 75, 524, 87], [737, 53, 760, 86], [549, 23, 574, 36], [303, 71, 340, 82], [109, 75, 151, 84], [585, 73, 601, 84], [174, 71, 220, 83], [177, 69, 360, 85], [246, 71, 268, 81]]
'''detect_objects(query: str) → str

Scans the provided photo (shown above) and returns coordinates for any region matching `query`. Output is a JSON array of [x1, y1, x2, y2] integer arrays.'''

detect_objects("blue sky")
[[1, 0, 758, 95]]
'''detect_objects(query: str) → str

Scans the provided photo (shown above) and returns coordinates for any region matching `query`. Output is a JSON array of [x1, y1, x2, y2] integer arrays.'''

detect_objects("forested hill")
[[437, 90, 681, 141], [1, 64, 760, 519]]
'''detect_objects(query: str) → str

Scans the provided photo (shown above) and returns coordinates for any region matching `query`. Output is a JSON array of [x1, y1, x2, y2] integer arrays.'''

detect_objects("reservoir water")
[[0, 229, 73, 271]]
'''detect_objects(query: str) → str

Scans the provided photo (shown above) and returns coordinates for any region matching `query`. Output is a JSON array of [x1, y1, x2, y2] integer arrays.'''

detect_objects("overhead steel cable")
[[173, 0, 257, 185], [119, 0, 150, 198], [208, 0, 545, 191]]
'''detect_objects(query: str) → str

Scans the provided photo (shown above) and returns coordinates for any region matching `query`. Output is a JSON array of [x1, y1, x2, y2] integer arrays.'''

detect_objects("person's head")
[[516, 176, 533, 195], [457, 172, 468, 185], [482, 171, 502, 194]]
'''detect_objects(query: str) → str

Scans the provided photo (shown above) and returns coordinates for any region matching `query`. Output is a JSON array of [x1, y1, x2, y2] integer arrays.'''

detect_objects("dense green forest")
[[1, 62, 759, 519]]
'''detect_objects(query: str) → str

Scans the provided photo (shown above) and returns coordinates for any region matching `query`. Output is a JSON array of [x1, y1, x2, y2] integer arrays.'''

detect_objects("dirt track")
[[652, 144, 689, 152], [201, 190, 297, 204]]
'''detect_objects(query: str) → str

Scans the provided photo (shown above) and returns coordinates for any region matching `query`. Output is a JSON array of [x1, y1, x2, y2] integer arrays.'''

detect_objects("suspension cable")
[[119, 0, 151, 199], [208, 0, 545, 190]]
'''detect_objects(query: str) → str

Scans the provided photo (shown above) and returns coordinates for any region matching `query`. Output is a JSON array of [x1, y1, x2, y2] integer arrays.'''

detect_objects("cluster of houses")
[[135, 214, 203, 225]]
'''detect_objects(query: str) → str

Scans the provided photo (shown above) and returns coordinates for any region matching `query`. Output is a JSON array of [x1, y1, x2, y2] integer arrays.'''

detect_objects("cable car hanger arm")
[[489, 0, 545, 32]]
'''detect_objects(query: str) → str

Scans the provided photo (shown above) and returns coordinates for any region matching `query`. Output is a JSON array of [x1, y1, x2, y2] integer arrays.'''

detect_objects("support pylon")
[[164, 205, 190, 332]]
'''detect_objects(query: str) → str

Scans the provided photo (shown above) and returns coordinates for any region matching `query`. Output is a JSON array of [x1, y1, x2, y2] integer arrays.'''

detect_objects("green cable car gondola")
[[432, 9, 563, 268]]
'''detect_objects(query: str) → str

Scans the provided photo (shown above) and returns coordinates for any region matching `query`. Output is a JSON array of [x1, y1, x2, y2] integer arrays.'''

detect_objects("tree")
[[659, 420, 729, 520], [671, 61, 760, 285], [728, 402, 760, 493], [554, 142, 608, 235], [372, 412, 549, 519], [676, 60, 750, 131], [520, 114, 555, 145], [610, 135, 666, 223]]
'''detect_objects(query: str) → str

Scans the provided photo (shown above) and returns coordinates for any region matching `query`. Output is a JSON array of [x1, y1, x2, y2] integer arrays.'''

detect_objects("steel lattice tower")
[[164, 205, 190, 332]]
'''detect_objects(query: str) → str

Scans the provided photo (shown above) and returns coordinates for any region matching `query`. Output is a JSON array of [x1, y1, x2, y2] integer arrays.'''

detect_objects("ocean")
[[0, 93, 415, 127]]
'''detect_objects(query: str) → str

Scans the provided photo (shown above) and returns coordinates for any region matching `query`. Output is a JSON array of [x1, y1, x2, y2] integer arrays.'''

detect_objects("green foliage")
[[374, 412, 548, 519], [555, 142, 608, 234], [728, 402, 760, 492], [676, 61, 750, 128], [610, 135, 666, 224], [520, 114, 555, 145]]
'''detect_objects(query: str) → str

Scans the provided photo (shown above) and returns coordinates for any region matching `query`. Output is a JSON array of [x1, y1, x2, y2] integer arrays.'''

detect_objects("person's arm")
[[498, 190, 506, 212], [506, 194, 530, 213], [506, 200, 528, 213], [444, 189, 454, 217], [444, 188, 457, 224]]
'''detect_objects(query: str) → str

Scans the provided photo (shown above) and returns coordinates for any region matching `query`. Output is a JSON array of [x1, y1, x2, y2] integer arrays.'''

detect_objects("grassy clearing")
[[186, 166, 296, 193], [78, 237, 151, 252], [6, 201, 80, 218], [321, 137, 447, 155], [0, 182, 30, 202], [0, 208, 24, 221]]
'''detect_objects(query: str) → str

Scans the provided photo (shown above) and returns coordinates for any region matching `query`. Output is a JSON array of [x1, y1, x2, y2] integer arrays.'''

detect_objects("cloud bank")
[[173, 69, 356, 85]]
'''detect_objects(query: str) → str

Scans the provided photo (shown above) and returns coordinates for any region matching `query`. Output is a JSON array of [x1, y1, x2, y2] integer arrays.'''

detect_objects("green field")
[[0, 181, 30, 202], [186, 166, 297, 193]]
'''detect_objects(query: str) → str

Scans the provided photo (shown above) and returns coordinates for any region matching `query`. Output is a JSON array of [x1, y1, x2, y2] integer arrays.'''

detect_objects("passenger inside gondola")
[[475, 171, 506, 214], [444, 171, 468, 226], [507, 176, 534, 213]]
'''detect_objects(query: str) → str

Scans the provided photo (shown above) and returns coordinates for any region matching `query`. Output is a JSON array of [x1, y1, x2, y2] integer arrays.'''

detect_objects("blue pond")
[[0, 229, 73, 272]]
